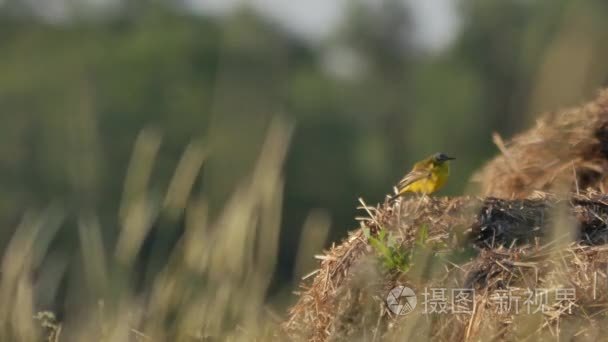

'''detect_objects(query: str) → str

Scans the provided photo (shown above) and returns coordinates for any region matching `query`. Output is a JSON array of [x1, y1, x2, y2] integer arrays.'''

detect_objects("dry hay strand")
[[283, 190, 608, 341], [473, 88, 608, 198]]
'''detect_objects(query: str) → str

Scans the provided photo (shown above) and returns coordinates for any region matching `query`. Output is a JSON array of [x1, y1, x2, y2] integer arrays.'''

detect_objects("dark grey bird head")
[[432, 152, 455, 163]]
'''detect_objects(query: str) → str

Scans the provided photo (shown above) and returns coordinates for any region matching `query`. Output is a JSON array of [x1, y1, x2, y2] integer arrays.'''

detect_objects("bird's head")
[[432, 152, 455, 164]]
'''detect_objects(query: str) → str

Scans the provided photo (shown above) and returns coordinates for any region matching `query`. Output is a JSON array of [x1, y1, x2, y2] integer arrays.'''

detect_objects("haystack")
[[283, 89, 608, 341], [473, 88, 608, 197]]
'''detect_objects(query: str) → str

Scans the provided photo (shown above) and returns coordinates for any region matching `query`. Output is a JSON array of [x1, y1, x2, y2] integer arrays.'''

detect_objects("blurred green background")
[[1, 0, 608, 303]]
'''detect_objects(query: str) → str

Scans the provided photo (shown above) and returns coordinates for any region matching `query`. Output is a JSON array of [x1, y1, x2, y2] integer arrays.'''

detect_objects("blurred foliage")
[[1, 0, 608, 299]]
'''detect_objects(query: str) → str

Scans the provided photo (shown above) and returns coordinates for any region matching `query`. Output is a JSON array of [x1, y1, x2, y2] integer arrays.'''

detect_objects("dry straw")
[[473, 89, 608, 198]]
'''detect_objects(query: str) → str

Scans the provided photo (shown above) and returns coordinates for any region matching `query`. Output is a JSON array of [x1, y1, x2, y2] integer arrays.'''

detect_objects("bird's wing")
[[397, 169, 431, 189]]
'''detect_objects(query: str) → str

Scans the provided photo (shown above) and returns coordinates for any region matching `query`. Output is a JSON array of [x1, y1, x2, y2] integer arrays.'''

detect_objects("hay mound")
[[473, 89, 608, 198], [283, 89, 608, 341], [284, 192, 608, 341]]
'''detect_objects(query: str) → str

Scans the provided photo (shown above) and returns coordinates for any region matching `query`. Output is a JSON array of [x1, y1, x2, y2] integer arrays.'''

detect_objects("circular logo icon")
[[386, 285, 417, 315]]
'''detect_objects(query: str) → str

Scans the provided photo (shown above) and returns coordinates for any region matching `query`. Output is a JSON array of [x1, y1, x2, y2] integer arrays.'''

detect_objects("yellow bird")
[[390, 152, 455, 200]]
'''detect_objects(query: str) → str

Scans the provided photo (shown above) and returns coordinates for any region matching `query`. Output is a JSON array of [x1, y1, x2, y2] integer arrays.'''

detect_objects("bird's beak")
[[445, 156, 456, 161]]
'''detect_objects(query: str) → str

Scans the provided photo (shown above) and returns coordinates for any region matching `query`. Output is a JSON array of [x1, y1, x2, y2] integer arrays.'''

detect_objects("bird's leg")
[[413, 193, 426, 213]]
